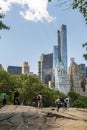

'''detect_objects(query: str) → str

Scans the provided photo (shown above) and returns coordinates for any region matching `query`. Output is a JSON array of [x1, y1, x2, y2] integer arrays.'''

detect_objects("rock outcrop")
[[0, 105, 87, 130]]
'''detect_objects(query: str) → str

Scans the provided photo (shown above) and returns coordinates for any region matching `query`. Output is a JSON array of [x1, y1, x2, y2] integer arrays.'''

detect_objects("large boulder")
[[0, 105, 87, 130]]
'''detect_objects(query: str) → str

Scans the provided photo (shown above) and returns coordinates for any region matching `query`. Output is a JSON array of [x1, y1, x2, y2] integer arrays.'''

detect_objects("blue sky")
[[0, 0, 87, 74]]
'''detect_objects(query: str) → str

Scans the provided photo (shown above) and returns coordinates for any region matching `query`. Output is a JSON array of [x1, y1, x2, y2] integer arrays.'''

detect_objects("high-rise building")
[[38, 24, 68, 91], [53, 45, 58, 68], [22, 62, 30, 75], [68, 58, 82, 94], [57, 24, 67, 72], [55, 61, 70, 94], [79, 64, 86, 76], [7, 66, 22, 75], [79, 64, 86, 92], [68, 58, 87, 95], [38, 53, 53, 85], [53, 24, 69, 93]]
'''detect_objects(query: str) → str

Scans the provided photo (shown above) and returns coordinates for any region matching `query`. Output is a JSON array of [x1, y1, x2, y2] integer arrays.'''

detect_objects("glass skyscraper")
[[58, 24, 67, 72], [54, 24, 70, 93], [53, 45, 58, 68], [38, 53, 53, 85]]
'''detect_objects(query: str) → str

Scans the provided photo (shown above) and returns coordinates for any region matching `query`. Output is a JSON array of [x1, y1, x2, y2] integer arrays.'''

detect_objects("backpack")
[[37, 95, 40, 101]]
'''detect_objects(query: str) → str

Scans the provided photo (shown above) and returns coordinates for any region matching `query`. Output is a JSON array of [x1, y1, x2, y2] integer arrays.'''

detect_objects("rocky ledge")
[[0, 105, 87, 130]]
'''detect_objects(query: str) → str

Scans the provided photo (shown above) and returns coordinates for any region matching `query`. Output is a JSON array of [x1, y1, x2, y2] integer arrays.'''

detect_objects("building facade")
[[57, 24, 67, 72], [22, 62, 30, 75], [53, 45, 58, 68], [7, 66, 22, 75], [79, 64, 86, 92], [69, 59, 87, 96], [38, 53, 53, 85], [55, 61, 70, 94], [68, 58, 80, 93]]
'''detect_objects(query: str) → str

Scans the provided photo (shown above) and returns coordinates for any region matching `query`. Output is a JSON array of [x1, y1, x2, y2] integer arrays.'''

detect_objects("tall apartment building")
[[22, 62, 30, 75], [68, 58, 80, 92], [69, 59, 87, 96], [38, 53, 53, 85], [7, 66, 22, 75], [57, 24, 67, 72]]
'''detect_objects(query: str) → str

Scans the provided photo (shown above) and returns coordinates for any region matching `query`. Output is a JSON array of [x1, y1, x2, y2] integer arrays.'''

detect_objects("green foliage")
[[82, 42, 87, 60], [68, 91, 87, 108], [73, 0, 87, 24], [68, 90, 79, 99], [0, 69, 66, 107], [0, 68, 87, 108], [0, 9, 10, 30], [72, 99, 86, 108], [0, 21, 10, 30], [72, 95, 87, 108]]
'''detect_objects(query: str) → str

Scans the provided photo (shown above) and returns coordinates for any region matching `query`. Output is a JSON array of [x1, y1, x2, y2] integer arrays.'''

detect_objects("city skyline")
[[0, 0, 87, 74]]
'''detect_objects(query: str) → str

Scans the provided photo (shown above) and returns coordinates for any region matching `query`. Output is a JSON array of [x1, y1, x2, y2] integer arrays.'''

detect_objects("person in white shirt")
[[55, 98, 61, 112]]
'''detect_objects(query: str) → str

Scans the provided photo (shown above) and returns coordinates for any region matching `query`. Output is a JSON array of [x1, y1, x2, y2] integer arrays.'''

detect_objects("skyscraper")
[[55, 62, 70, 94], [38, 53, 53, 85], [54, 24, 69, 93], [53, 45, 58, 68], [22, 61, 30, 75], [58, 24, 67, 72]]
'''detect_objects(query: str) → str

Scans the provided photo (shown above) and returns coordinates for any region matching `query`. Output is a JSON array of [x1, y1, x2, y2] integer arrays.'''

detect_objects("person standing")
[[2, 92, 7, 105], [64, 97, 69, 109], [37, 92, 43, 108], [55, 98, 61, 112], [14, 90, 20, 105]]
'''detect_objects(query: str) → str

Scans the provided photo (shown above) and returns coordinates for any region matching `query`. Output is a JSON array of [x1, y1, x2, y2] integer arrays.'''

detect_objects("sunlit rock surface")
[[0, 105, 87, 130]]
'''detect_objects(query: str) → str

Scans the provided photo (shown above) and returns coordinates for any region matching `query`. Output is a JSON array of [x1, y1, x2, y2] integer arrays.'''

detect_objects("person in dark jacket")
[[14, 90, 20, 105]]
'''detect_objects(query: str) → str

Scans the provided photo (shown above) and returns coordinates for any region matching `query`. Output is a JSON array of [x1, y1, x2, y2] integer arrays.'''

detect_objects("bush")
[[72, 99, 86, 108]]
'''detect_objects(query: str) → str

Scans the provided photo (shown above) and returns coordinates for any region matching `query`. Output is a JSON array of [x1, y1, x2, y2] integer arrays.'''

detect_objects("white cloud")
[[0, 0, 56, 22]]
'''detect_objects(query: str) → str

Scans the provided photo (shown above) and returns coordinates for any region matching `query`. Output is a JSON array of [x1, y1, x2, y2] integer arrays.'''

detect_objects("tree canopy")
[[73, 0, 87, 24], [0, 68, 87, 108], [0, 8, 10, 30]]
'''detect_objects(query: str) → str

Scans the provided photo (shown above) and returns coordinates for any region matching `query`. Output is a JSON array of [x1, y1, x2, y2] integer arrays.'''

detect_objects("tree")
[[72, 0, 87, 24], [48, 0, 87, 23], [0, 13, 10, 30], [72, 0, 87, 60], [82, 42, 87, 60], [0, 7, 10, 30]]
